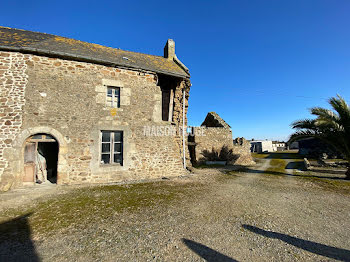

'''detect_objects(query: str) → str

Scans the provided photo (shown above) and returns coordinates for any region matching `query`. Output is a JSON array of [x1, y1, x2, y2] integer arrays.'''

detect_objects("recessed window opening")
[[158, 74, 179, 122], [101, 131, 123, 165], [162, 89, 171, 121], [107, 86, 120, 108]]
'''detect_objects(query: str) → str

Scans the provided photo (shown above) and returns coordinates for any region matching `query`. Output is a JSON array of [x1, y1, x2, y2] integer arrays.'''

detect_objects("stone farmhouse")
[[0, 27, 191, 191], [188, 112, 254, 166]]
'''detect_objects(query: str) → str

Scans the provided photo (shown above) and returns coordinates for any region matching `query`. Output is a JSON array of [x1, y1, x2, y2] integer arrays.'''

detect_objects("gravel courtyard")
[[1, 153, 350, 261]]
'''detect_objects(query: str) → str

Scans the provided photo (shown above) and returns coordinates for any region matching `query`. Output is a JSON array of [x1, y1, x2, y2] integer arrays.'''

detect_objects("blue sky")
[[2, 0, 350, 141]]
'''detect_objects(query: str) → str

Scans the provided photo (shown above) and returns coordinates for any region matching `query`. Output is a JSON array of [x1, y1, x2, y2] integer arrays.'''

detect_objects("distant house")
[[250, 140, 274, 153], [250, 140, 286, 153], [272, 141, 286, 152]]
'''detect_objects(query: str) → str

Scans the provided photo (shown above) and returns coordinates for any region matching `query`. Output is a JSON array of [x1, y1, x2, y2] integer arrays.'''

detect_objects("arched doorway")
[[23, 133, 59, 184]]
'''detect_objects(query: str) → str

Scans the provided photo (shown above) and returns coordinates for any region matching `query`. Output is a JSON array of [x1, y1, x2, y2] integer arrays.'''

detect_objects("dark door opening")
[[24, 134, 59, 184], [37, 141, 58, 183]]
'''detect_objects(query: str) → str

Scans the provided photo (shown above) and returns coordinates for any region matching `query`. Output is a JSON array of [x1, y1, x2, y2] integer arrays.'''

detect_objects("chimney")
[[164, 39, 175, 60]]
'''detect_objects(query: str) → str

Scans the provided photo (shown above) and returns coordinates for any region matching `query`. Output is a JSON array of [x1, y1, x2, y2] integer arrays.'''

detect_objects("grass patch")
[[251, 153, 269, 159], [316, 178, 350, 190], [265, 159, 287, 174], [252, 151, 304, 160], [0, 181, 204, 238], [293, 173, 350, 194], [267, 152, 304, 160]]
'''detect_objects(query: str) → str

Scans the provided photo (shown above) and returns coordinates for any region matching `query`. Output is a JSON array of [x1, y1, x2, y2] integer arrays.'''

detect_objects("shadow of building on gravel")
[[182, 238, 238, 262], [242, 224, 350, 261], [0, 213, 39, 262]]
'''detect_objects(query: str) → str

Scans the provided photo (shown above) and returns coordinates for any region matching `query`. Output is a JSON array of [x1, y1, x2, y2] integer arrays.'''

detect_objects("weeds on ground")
[[252, 151, 304, 160], [0, 181, 205, 238], [251, 153, 269, 159], [291, 170, 350, 194], [265, 159, 287, 175]]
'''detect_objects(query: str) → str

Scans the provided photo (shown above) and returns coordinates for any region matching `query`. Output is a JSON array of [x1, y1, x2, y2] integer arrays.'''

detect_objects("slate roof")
[[201, 112, 231, 128], [0, 27, 189, 78]]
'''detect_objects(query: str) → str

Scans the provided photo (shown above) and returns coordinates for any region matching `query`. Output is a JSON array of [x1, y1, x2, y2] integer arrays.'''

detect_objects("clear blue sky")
[[2, 0, 350, 141]]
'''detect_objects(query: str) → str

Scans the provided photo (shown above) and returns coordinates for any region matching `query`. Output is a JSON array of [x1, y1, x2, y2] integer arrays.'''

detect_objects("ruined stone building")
[[189, 112, 254, 166], [0, 27, 191, 191]]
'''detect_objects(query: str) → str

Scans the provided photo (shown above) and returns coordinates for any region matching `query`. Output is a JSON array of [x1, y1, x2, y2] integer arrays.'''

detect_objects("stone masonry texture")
[[192, 127, 234, 164], [0, 51, 191, 191], [0, 52, 28, 191], [191, 113, 254, 166]]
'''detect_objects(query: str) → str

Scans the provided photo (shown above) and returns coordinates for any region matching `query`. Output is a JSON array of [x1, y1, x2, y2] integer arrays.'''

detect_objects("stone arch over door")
[[13, 127, 69, 185]]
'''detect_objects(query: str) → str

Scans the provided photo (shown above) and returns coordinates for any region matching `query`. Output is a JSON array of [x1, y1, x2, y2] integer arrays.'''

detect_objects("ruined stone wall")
[[192, 127, 233, 163], [173, 80, 191, 167], [191, 128, 254, 166], [232, 138, 255, 166], [0, 51, 189, 190], [0, 52, 28, 191]]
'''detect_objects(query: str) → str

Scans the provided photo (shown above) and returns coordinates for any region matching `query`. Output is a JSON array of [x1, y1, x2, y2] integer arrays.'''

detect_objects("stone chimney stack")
[[164, 39, 175, 60]]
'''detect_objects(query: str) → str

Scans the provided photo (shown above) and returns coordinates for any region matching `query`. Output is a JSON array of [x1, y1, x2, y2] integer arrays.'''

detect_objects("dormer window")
[[107, 86, 120, 108]]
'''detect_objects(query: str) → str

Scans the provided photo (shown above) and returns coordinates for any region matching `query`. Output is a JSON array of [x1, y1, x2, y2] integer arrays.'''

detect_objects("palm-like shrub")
[[201, 146, 239, 162], [290, 95, 350, 179]]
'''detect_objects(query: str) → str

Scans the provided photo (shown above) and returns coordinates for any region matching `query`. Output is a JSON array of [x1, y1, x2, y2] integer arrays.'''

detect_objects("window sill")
[[99, 163, 123, 167], [103, 107, 123, 111], [161, 120, 176, 125]]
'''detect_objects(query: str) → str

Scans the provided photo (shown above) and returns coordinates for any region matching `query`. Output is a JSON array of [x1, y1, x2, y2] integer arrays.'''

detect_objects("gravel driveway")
[[1, 153, 350, 261]]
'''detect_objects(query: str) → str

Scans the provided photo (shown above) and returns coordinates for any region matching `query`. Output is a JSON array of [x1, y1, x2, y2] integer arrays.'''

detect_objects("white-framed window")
[[106, 86, 120, 108], [101, 131, 123, 165]]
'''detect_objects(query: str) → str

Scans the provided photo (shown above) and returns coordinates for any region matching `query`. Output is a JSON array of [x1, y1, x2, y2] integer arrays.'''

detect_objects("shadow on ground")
[[0, 213, 39, 262], [182, 238, 238, 262], [285, 161, 305, 170], [243, 224, 350, 262]]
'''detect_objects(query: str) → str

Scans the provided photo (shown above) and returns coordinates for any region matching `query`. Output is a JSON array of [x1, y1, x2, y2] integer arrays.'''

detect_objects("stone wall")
[[190, 128, 255, 166], [0, 51, 190, 190], [173, 80, 191, 167], [192, 127, 234, 164], [0, 52, 28, 191], [232, 138, 255, 166]]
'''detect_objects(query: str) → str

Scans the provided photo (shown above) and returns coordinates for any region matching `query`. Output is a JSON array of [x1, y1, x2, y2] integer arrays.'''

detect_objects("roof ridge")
[[0, 26, 165, 59], [0, 26, 190, 78]]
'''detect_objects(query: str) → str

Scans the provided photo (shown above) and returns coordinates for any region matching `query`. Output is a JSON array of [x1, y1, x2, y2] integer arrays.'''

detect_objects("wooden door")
[[23, 142, 37, 182]]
